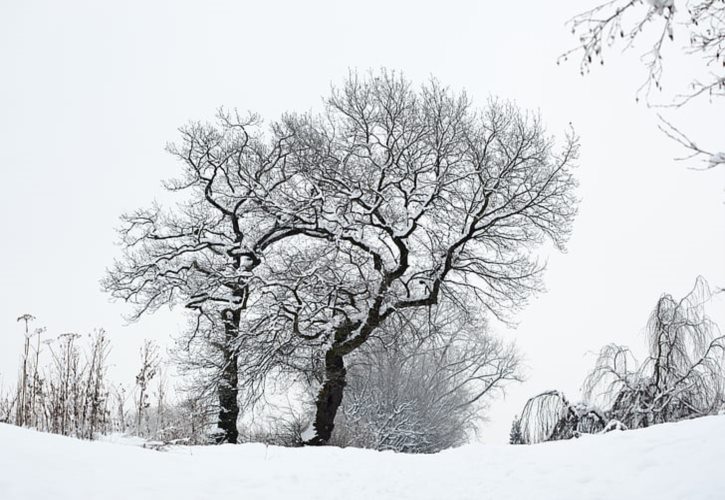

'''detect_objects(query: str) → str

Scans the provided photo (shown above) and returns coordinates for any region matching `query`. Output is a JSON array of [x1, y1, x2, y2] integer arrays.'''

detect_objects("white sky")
[[1, 0, 723, 443]]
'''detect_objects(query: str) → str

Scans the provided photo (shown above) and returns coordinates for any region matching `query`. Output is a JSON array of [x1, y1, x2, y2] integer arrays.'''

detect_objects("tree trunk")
[[306, 349, 346, 445], [216, 308, 240, 444]]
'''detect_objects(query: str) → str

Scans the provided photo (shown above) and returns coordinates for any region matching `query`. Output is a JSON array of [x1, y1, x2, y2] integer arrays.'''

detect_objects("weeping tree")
[[103, 111, 304, 443], [584, 276, 725, 428], [243, 70, 579, 444], [517, 276, 724, 445], [515, 391, 606, 445]]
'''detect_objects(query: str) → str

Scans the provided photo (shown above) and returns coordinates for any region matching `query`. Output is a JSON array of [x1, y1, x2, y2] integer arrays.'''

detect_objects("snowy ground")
[[1, 416, 724, 500]]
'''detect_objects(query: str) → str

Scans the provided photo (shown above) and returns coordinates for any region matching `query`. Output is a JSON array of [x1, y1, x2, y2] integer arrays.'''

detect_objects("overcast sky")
[[1, 0, 723, 442]]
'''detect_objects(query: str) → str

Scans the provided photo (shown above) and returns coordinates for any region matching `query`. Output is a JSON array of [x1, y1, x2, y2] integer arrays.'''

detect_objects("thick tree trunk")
[[216, 308, 240, 444], [306, 350, 347, 445]]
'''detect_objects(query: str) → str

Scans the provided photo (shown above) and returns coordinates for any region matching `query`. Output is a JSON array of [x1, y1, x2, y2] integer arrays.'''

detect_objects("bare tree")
[[153, 369, 168, 439], [79, 330, 111, 439], [333, 303, 520, 453], [105, 70, 577, 445], [45, 332, 83, 435], [135, 340, 159, 436], [562, 0, 725, 167], [103, 110, 303, 443], [516, 276, 725, 445], [515, 390, 607, 444], [112, 384, 130, 433], [584, 276, 725, 428], [245, 70, 579, 444]]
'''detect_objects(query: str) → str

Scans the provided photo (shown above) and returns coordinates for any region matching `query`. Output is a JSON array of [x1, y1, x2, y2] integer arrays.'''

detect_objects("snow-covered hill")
[[1, 416, 724, 500]]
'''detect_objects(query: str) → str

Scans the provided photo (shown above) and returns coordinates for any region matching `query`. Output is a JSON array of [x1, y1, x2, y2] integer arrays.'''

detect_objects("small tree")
[[113, 384, 130, 433], [45, 332, 83, 436], [153, 370, 168, 439], [509, 415, 523, 445], [80, 330, 111, 439], [0, 387, 11, 424], [135, 340, 159, 436]]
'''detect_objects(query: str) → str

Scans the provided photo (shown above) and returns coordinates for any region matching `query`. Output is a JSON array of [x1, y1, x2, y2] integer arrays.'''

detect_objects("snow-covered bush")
[[331, 306, 520, 453]]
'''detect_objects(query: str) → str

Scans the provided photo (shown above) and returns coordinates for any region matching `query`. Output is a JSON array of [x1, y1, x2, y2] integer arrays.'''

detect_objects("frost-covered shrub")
[[331, 308, 520, 453], [149, 395, 217, 445]]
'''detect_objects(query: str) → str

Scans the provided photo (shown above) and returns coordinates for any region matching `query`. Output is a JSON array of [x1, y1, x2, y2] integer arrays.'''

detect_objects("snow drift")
[[1, 415, 724, 500]]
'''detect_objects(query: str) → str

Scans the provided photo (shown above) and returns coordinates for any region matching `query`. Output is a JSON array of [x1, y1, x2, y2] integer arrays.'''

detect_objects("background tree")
[[509, 415, 524, 445], [38, 330, 112, 438], [515, 276, 724, 444], [247, 70, 579, 444], [80, 330, 111, 439], [333, 303, 520, 453], [584, 276, 725, 428], [515, 390, 607, 444], [562, 0, 725, 167], [134, 340, 159, 436]]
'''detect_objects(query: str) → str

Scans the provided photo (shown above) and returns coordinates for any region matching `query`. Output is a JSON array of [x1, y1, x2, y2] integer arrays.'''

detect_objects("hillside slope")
[[1, 416, 724, 500]]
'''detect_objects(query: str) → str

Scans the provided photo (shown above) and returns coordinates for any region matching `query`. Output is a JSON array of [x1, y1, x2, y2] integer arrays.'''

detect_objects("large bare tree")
[[105, 71, 578, 445], [103, 111, 302, 443], [243, 71, 579, 444]]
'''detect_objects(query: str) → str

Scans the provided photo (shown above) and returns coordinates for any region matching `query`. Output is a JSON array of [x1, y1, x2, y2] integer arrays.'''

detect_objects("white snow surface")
[[2, 416, 725, 500]]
